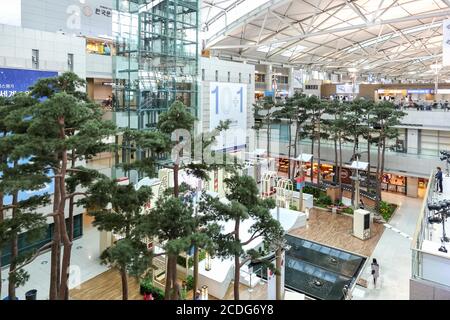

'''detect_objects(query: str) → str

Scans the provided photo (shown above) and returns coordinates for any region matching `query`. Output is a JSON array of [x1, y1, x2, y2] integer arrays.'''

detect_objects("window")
[[277, 75, 288, 84], [305, 85, 319, 90], [215, 70, 218, 81], [239, 72, 242, 83], [32, 49, 39, 69], [255, 73, 265, 83], [68, 53, 74, 72], [202, 69, 205, 81], [227, 71, 230, 82]]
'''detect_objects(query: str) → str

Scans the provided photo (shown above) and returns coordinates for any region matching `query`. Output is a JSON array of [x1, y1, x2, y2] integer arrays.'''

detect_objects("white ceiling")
[[201, 0, 450, 81]]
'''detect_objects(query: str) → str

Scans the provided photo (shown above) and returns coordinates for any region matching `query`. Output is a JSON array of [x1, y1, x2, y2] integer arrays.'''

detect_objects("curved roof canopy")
[[201, 0, 450, 80]]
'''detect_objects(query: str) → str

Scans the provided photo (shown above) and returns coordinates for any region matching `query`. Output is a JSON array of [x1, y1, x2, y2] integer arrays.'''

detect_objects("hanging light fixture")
[[205, 252, 212, 271]]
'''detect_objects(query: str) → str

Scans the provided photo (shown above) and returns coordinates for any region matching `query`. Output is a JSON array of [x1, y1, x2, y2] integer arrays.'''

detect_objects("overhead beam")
[[210, 9, 450, 50], [205, 0, 292, 47], [346, 0, 368, 22]]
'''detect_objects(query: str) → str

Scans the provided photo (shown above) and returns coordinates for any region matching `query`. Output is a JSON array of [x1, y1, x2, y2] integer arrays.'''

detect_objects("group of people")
[[394, 99, 450, 111]]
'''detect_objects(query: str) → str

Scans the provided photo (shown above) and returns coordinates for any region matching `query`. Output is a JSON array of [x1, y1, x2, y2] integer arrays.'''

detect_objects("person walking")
[[436, 167, 443, 194], [371, 258, 380, 287]]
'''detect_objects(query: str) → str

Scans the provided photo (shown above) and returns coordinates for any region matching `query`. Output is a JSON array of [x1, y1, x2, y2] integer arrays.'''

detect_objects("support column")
[[288, 67, 294, 97], [407, 129, 419, 155], [407, 177, 419, 198], [266, 65, 273, 92]]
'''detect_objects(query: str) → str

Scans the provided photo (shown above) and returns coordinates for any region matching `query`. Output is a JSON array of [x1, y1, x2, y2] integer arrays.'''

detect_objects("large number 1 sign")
[[209, 82, 247, 152]]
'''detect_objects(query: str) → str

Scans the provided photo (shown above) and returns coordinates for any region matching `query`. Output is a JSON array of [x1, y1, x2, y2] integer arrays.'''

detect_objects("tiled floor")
[[289, 208, 385, 257], [1, 225, 107, 300], [352, 192, 422, 300]]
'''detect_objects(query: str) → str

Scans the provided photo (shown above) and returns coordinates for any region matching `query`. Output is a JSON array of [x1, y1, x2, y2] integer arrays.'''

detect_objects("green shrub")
[[177, 250, 207, 268], [317, 194, 332, 206], [379, 201, 396, 221], [140, 278, 165, 300], [185, 275, 194, 291], [342, 207, 354, 215]]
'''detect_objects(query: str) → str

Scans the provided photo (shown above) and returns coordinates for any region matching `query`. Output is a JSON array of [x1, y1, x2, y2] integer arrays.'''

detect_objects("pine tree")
[[83, 180, 153, 300], [18, 72, 116, 299], [0, 93, 50, 299], [203, 174, 283, 300]]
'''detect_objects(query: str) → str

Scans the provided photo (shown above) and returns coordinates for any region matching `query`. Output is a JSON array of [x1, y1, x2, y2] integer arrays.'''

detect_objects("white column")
[[407, 129, 419, 155], [288, 67, 294, 97], [266, 65, 273, 92]]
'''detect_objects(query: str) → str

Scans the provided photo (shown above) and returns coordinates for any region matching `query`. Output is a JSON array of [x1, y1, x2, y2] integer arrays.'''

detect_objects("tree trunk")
[[8, 191, 19, 299], [334, 138, 338, 184], [275, 248, 282, 300], [192, 246, 199, 300], [0, 190, 3, 299], [164, 255, 173, 299], [57, 137, 72, 300], [351, 137, 358, 205], [120, 268, 128, 300], [367, 134, 371, 193], [310, 135, 314, 183], [233, 218, 240, 300], [170, 254, 178, 300], [375, 135, 382, 212], [339, 136, 343, 202], [174, 164, 179, 198], [287, 120, 292, 179], [234, 253, 240, 300], [317, 119, 321, 185], [68, 154, 76, 242], [50, 172, 61, 300], [266, 114, 271, 159], [292, 119, 300, 179], [379, 136, 387, 206]]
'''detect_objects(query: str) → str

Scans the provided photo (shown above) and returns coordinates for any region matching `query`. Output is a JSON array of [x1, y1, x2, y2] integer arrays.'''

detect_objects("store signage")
[[444, 19, 450, 67], [407, 89, 433, 94], [21, 0, 113, 38], [377, 89, 406, 94], [336, 84, 359, 94], [0, 67, 57, 97], [209, 82, 247, 151], [264, 90, 274, 97]]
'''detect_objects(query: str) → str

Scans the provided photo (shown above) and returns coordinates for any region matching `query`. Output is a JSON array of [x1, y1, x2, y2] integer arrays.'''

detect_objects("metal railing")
[[411, 171, 450, 290]]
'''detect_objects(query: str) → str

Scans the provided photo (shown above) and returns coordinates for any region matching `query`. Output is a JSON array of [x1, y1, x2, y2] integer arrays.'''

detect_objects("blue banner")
[[0, 68, 57, 205], [0, 67, 58, 97]]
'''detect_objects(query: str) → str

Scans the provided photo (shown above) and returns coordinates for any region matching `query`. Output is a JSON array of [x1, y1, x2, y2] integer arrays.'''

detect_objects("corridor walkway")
[[352, 192, 422, 300]]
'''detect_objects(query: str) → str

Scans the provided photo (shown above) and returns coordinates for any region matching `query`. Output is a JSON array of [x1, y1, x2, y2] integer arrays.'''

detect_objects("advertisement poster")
[[209, 82, 247, 151], [1, 67, 58, 204], [444, 19, 450, 67], [0, 67, 57, 97]]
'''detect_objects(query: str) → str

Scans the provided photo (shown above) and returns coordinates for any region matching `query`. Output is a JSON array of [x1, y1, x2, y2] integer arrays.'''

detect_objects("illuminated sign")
[[0, 67, 58, 97], [407, 89, 433, 94]]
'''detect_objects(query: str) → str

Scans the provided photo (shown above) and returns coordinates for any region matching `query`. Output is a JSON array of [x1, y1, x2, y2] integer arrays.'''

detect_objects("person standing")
[[436, 167, 443, 194], [371, 258, 380, 287]]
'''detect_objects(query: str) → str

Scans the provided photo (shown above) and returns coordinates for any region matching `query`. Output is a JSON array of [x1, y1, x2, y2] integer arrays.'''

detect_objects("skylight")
[[256, 41, 286, 53], [281, 45, 306, 57]]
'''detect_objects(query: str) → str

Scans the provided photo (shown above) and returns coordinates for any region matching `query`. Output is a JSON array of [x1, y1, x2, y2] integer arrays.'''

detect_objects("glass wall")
[[112, 0, 199, 129]]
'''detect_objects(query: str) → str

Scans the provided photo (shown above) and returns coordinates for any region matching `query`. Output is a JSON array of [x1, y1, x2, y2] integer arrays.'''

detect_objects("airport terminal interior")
[[1, 0, 450, 301]]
